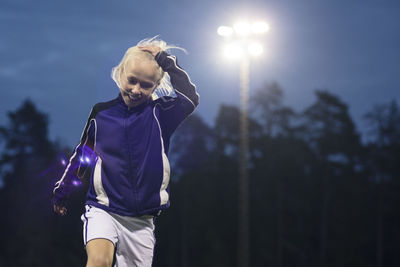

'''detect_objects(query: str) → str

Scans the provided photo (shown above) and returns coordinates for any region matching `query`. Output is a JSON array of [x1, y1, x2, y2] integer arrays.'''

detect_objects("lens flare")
[[72, 180, 81, 186]]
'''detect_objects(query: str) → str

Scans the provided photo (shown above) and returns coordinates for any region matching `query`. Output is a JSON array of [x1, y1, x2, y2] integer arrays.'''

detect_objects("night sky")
[[1, 0, 399, 147]]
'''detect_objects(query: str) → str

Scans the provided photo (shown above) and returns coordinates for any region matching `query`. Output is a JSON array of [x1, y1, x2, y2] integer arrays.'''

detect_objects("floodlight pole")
[[238, 55, 250, 267], [218, 22, 268, 267]]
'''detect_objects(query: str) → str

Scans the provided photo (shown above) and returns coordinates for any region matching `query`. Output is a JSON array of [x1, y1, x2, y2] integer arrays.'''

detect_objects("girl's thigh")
[[86, 238, 115, 267]]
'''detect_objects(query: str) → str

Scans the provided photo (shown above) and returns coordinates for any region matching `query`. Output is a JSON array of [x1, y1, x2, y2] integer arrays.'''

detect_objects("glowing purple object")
[[72, 180, 81, 186], [61, 159, 66, 165]]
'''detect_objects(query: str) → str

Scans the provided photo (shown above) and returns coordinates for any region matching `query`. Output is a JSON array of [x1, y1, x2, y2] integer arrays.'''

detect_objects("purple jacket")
[[53, 51, 199, 216]]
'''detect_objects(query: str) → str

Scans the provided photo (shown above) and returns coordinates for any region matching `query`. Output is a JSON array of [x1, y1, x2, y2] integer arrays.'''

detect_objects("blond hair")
[[111, 36, 187, 99]]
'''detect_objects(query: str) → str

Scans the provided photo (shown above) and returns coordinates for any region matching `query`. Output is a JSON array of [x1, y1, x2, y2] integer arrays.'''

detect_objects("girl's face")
[[119, 57, 160, 108]]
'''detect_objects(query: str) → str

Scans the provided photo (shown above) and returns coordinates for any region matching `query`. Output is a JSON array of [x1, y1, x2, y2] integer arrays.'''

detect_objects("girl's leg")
[[111, 215, 155, 267], [86, 238, 115, 267], [81, 205, 118, 267]]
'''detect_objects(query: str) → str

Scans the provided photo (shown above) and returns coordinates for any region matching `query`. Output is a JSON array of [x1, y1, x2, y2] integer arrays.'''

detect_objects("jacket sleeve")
[[52, 107, 96, 205], [154, 51, 200, 136]]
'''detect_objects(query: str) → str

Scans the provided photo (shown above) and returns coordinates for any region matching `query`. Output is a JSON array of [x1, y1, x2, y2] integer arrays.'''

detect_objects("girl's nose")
[[130, 84, 141, 95]]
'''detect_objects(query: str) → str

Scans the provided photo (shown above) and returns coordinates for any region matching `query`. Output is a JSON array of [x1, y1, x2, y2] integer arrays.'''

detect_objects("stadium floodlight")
[[224, 42, 244, 59], [219, 20, 269, 59], [233, 21, 251, 37], [251, 21, 270, 34], [247, 42, 263, 57], [217, 26, 234, 37]]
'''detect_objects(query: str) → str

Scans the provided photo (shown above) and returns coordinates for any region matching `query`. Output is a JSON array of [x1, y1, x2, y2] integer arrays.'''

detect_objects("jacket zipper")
[[125, 108, 138, 213]]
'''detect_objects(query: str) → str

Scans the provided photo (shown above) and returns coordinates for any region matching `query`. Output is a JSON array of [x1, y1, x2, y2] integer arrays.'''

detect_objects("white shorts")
[[80, 205, 156, 267]]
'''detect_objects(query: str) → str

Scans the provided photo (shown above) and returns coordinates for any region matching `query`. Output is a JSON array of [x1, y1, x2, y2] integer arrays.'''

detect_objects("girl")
[[52, 37, 199, 266]]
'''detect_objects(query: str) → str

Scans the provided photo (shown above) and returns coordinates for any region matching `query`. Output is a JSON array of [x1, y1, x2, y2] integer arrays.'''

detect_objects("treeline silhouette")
[[0, 82, 399, 267]]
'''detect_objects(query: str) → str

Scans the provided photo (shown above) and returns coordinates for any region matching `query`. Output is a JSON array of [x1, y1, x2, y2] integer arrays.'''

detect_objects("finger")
[[138, 45, 159, 56], [138, 45, 151, 50], [54, 204, 60, 213], [59, 207, 66, 216], [138, 46, 154, 53], [54, 204, 67, 215]]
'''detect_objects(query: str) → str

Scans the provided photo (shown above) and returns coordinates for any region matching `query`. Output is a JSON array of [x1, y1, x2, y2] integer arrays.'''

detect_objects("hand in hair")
[[138, 44, 162, 57]]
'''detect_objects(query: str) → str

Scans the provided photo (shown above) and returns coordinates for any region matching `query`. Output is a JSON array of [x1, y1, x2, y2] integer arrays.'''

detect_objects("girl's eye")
[[128, 78, 138, 85], [128, 76, 154, 89], [141, 82, 153, 89]]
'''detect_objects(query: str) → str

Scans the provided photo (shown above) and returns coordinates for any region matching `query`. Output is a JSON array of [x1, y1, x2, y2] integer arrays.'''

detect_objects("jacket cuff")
[[155, 51, 170, 70]]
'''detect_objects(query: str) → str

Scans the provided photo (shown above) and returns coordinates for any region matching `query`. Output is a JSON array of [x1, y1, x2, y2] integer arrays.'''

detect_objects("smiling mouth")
[[127, 94, 141, 101]]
